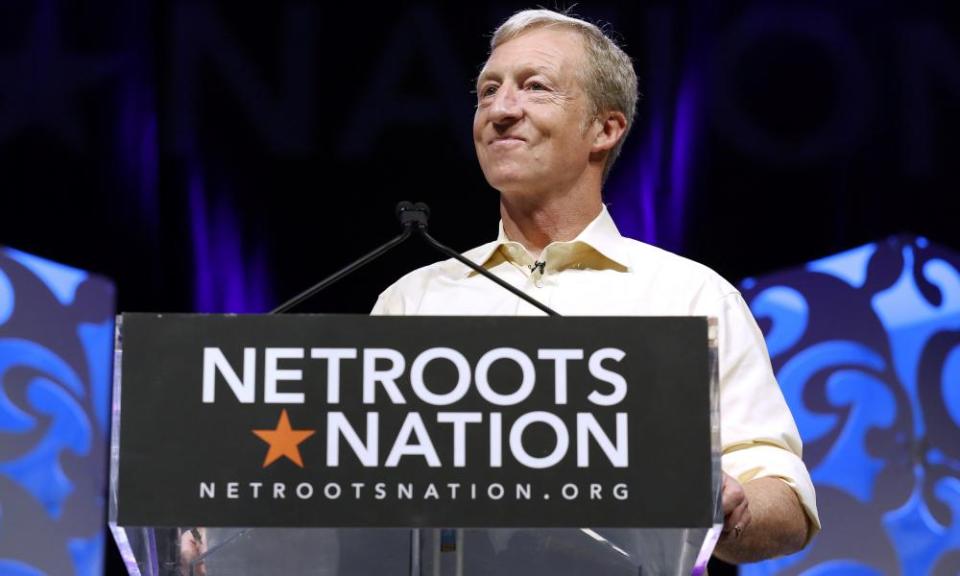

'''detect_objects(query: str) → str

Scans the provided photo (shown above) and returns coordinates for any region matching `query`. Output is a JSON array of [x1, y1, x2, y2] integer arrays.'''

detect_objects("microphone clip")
[[396, 201, 431, 229]]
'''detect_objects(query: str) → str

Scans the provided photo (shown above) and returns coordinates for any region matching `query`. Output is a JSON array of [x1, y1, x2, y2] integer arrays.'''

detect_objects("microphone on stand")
[[272, 202, 559, 317]]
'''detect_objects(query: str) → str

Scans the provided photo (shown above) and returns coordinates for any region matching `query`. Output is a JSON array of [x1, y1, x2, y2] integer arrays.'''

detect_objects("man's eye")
[[526, 81, 546, 91], [480, 85, 498, 97]]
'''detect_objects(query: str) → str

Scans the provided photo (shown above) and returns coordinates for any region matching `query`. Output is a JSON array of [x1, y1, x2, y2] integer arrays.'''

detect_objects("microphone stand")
[[271, 201, 560, 316]]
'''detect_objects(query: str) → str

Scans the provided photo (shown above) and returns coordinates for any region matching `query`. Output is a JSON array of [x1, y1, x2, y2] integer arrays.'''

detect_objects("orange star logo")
[[252, 409, 316, 468]]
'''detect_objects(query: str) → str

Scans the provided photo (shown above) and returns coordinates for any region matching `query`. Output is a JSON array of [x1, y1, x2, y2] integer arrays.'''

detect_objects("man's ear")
[[590, 110, 628, 155]]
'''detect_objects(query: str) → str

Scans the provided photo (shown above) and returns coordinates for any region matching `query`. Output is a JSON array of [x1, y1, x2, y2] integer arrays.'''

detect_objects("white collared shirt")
[[373, 206, 821, 533]]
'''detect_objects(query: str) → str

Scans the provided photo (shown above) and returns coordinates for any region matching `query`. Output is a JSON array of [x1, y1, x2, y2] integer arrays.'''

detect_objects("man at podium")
[[373, 8, 821, 564]]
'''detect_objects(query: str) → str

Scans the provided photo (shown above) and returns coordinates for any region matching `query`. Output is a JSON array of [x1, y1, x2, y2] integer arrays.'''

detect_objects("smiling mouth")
[[491, 137, 525, 145]]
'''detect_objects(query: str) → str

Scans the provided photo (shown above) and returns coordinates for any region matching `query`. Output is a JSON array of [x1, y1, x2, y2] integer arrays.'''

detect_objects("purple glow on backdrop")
[[607, 6, 699, 252], [668, 72, 697, 251], [214, 197, 242, 311], [188, 170, 214, 312], [118, 83, 158, 231], [609, 92, 699, 250], [139, 115, 158, 228], [188, 169, 272, 313], [214, 196, 248, 312], [639, 116, 663, 245], [607, 113, 663, 246], [604, 123, 656, 244]]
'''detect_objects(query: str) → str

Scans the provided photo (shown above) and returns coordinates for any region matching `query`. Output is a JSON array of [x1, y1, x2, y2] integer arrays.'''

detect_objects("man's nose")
[[489, 84, 522, 124]]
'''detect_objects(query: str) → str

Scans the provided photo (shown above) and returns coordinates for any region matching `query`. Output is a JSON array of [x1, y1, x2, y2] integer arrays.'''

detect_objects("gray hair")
[[489, 9, 639, 180]]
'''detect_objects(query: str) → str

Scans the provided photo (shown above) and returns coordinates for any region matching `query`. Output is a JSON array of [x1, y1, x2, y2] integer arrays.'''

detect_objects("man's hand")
[[713, 474, 810, 564], [179, 527, 207, 576], [719, 472, 752, 542]]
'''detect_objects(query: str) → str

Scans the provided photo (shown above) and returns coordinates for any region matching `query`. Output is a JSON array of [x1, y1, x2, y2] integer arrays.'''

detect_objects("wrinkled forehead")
[[476, 27, 587, 85]]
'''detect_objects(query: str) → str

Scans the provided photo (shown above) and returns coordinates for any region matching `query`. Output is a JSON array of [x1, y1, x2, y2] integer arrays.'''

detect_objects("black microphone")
[[396, 201, 430, 229]]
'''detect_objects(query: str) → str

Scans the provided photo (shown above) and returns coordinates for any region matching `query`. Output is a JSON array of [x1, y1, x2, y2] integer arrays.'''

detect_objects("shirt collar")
[[442, 205, 631, 278]]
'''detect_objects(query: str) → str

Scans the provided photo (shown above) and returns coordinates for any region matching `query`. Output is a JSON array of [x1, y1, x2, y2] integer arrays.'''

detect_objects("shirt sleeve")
[[715, 291, 822, 536], [370, 283, 403, 316]]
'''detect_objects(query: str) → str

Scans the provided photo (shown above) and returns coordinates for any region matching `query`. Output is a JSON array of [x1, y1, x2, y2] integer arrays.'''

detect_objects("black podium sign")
[[115, 314, 713, 528]]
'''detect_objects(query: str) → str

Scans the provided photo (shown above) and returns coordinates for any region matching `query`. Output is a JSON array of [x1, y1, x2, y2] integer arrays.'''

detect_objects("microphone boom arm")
[[271, 227, 412, 314], [413, 226, 560, 317], [271, 201, 561, 317]]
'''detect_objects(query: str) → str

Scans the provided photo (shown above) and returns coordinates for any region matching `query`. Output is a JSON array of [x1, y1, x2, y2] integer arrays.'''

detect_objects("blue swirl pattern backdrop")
[[0, 247, 114, 576], [740, 236, 960, 576]]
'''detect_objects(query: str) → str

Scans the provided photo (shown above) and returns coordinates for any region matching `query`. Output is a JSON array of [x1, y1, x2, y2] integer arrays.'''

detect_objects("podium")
[[109, 314, 722, 575]]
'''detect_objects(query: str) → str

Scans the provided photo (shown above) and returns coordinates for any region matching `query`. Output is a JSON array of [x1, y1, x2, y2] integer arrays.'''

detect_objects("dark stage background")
[[1, 1, 958, 574]]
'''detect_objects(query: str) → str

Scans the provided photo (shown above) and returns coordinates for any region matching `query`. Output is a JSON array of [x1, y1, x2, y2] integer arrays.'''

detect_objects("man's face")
[[473, 27, 596, 195]]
